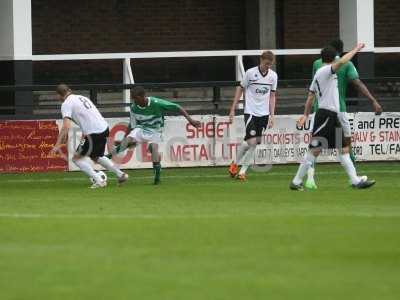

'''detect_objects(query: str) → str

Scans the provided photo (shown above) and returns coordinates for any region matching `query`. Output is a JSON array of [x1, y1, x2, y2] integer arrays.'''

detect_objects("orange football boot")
[[228, 162, 238, 178]]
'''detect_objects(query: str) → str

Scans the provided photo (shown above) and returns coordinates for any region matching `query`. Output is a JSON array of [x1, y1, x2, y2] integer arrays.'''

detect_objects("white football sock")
[[293, 151, 316, 185], [74, 157, 100, 182], [235, 142, 250, 165], [339, 153, 360, 185], [239, 145, 256, 175], [307, 163, 315, 181], [97, 156, 124, 178]]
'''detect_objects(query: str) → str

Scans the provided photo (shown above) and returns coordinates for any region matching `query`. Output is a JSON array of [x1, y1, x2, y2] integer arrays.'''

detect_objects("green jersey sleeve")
[[311, 59, 321, 113], [312, 60, 318, 77], [346, 62, 359, 81], [152, 97, 181, 112]]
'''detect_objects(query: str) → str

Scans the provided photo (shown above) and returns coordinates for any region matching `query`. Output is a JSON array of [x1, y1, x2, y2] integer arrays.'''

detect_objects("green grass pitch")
[[0, 162, 400, 300]]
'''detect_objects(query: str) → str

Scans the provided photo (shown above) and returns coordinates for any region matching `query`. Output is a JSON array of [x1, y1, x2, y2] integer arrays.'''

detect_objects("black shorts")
[[244, 114, 269, 141], [76, 128, 109, 159], [310, 109, 345, 149]]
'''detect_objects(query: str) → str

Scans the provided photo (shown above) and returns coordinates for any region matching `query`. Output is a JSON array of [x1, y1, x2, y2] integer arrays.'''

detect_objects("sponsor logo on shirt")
[[255, 87, 270, 95]]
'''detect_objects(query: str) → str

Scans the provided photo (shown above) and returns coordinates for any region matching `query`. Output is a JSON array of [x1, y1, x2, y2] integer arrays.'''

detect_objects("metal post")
[[212, 86, 220, 110], [123, 58, 134, 112], [90, 89, 98, 104], [235, 55, 245, 82], [235, 55, 245, 108]]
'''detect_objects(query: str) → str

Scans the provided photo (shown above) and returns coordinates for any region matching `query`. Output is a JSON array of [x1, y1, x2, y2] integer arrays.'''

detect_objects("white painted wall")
[[0, 0, 14, 59], [13, 0, 32, 60], [0, 0, 32, 60], [340, 0, 375, 51]]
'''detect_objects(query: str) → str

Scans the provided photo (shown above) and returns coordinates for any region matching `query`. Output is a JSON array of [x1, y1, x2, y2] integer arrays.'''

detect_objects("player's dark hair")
[[131, 86, 146, 97], [320, 46, 337, 63], [330, 39, 344, 55], [56, 84, 72, 96]]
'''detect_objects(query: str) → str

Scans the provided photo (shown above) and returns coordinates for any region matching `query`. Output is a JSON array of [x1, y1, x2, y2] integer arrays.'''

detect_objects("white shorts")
[[128, 128, 162, 144], [309, 113, 316, 130], [337, 112, 352, 138]]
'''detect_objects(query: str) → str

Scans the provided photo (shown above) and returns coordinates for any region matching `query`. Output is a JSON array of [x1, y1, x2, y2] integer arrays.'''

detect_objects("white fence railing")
[[30, 47, 400, 106]]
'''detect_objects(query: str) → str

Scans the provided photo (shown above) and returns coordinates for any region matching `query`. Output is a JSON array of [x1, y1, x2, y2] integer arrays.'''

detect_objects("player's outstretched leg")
[[290, 150, 318, 191], [230, 137, 257, 181], [338, 151, 375, 189], [149, 143, 161, 185], [95, 156, 129, 185], [107, 136, 136, 159], [229, 142, 250, 178], [73, 155, 106, 188], [237, 144, 257, 181]]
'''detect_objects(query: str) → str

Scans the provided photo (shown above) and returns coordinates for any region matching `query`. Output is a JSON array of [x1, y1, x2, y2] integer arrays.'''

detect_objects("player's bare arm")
[[179, 107, 201, 128], [297, 92, 315, 127], [229, 86, 244, 123], [51, 117, 71, 154], [332, 43, 365, 73], [352, 79, 383, 114], [268, 91, 277, 128]]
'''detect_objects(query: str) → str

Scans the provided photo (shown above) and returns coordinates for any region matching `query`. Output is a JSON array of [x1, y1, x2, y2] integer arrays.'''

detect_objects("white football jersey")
[[309, 65, 340, 113], [241, 66, 278, 116], [61, 94, 108, 135]]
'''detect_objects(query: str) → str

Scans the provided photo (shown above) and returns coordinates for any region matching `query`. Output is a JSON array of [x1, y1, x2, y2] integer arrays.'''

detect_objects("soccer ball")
[[90, 170, 107, 184]]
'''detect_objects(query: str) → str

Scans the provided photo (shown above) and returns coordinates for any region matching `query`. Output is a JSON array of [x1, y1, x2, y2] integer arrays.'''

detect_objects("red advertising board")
[[0, 120, 67, 173]]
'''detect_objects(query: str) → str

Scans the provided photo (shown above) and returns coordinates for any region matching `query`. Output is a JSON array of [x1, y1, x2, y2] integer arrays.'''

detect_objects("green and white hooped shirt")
[[129, 97, 181, 133]]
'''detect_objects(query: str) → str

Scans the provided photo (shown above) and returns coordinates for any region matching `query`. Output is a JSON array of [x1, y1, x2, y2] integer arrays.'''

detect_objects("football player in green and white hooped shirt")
[[305, 39, 383, 190], [108, 86, 201, 184]]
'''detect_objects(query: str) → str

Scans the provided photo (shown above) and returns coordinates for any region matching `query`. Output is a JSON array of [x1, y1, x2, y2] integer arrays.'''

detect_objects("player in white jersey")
[[228, 51, 278, 180], [290, 43, 375, 190], [51, 84, 128, 188]]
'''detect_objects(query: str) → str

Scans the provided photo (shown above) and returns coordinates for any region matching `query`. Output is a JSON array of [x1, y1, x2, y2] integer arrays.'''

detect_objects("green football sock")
[[153, 162, 161, 185], [106, 143, 123, 159], [114, 143, 123, 154], [350, 150, 356, 164]]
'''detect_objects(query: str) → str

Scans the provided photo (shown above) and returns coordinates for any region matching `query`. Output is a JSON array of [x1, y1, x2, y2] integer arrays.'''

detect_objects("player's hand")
[[373, 102, 383, 115], [267, 116, 274, 129], [229, 110, 235, 124], [190, 120, 201, 128], [356, 43, 365, 51], [297, 115, 308, 127], [49, 145, 61, 155]]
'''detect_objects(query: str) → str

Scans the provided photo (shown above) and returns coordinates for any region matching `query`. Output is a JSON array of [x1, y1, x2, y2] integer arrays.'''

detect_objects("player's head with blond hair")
[[56, 84, 72, 101], [259, 50, 275, 72], [131, 85, 147, 106]]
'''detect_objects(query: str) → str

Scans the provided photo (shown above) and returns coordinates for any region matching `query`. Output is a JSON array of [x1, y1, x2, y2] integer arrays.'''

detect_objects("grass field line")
[[1, 211, 400, 220], [1, 168, 399, 183]]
